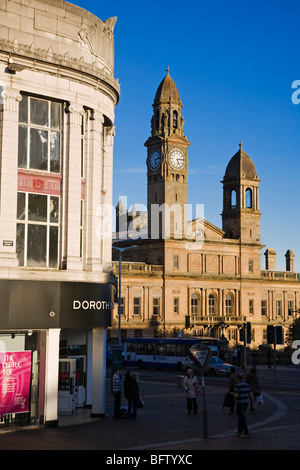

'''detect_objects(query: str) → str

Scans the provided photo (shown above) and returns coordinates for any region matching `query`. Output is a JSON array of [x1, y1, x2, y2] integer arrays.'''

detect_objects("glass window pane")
[[50, 101, 61, 129], [30, 128, 48, 171], [30, 98, 48, 126], [19, 95, 28, 124], [28, 194, 47, 222], [17, 193, 25, 220], [27, 224, 46, 267], [50, 131, 60, 173], [49, 226, 58, 268], [50, 196, 59, 223], [16, 223, 25, 266], [18, 126, 28, 168]]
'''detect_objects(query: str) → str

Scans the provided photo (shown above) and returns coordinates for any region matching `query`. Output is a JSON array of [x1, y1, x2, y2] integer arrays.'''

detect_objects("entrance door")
[[58, 358, 76, 416], [68, 356, 86, 408]]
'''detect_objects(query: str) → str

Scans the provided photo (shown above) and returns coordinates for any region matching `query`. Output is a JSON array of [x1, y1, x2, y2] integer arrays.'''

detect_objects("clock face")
[[169, 148, 185, 170], [149, 150, 161, 170]]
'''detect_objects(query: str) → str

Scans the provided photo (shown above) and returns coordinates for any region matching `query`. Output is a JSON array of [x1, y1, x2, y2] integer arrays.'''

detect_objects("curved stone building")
[[0, 0, 119, 427]]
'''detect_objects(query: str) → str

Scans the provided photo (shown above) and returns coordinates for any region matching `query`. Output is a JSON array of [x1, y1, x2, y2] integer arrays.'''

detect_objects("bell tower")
[[145, 68, 190, 239], [221, 142, 261, 244]]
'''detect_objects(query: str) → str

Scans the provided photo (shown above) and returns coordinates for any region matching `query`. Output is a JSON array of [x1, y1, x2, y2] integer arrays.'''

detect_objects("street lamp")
[[113, 245, 137, 345]]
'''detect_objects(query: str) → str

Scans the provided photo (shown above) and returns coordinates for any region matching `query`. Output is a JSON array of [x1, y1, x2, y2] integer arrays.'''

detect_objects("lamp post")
[[113, 245, 137, 345]]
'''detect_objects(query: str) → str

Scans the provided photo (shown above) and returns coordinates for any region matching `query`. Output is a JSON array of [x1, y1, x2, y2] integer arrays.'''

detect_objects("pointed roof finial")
[[166, 65, 170, 74], [239, 140, 243, 149]]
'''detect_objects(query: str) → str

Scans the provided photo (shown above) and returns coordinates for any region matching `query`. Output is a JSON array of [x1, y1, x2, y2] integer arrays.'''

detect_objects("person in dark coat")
[[124, 371, 140, 419]]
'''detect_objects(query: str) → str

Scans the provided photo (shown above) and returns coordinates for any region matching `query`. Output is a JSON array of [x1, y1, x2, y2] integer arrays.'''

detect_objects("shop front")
[[0, 279, 112, 429]]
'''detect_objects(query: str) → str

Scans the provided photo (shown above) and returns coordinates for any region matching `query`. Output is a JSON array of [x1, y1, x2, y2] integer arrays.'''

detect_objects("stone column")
[[44, 329, 60, 426], [85, 109, 104, 271], [62, 102, 84, 270], [0, 87, 21, 267], [91, 327, 107, 417], [102, 125, 115, 267]]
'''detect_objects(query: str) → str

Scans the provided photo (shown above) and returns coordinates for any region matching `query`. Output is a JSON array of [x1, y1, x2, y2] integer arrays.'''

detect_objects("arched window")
[[208, 293, 216, 315], [191, 293, 198, 315], [246, 188, 252, 208], [225, 293, 233, 315], [230, 189, 237, 209], [173, 110, 178, 129], [155, 111, 159, 130]]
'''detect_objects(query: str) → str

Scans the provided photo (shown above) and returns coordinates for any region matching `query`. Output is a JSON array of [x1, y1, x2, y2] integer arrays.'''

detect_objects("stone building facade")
[[0, 0, 119, 427], [112, 69, 300, 349]]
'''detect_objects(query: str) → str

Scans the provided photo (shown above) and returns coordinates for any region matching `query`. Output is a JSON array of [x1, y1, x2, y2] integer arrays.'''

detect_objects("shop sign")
[[0, 351, 32, 415]]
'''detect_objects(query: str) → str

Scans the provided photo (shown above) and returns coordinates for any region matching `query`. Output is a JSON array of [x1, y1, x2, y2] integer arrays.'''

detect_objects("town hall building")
[[112, 68, 300, 349]]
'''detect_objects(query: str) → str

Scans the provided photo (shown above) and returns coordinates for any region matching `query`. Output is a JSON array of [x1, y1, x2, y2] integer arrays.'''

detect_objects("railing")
[[261, 270, 300, 281], [191, 315, 247, 324], [112, 261, 163, 273]]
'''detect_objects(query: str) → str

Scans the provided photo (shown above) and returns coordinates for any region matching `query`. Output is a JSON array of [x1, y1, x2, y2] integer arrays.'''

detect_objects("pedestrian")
[[246, 367, 261, 409], [251, 350, 257, 369], [124, 371, 140, 419], [112, 368, 123, 419], [232, 347, 237, 366], [183, 369, 199, 414], [228, 367, 237, 415], [234, 373, 254, 438], [267, 349, 272, 368]]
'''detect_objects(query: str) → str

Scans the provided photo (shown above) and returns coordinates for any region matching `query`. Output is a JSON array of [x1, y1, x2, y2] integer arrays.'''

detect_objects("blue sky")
[[72, 0, 300, 271]]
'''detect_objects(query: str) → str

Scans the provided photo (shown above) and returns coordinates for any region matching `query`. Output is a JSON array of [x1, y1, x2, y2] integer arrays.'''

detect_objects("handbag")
[[195, 384, 201, 397], [223, 392, 234, 409], [256, 394, 263, 405], [137, 396, 144, 408]]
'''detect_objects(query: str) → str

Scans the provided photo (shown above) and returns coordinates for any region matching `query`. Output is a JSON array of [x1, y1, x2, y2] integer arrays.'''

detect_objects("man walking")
[[234, 373, 254, 438]]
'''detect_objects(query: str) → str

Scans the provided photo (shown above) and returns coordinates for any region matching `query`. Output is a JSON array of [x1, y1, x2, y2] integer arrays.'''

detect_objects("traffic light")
[[239, 325, 245, 342], [267, 325, 274, 344], [275, 326, 284, 345], [246, 322, 252, 344]]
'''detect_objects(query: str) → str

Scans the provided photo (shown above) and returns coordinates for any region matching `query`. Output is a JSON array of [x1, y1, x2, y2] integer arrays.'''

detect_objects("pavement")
[[0, 365, 299, 455]]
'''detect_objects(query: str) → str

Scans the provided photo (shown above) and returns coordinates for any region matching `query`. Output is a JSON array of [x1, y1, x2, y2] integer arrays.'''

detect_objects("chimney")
[[264, 248, 276, 271], [285, 250, 295, 272]]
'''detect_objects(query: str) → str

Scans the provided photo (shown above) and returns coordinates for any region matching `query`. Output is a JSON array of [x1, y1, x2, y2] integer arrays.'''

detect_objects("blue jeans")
[[236, 402, 249, 435]]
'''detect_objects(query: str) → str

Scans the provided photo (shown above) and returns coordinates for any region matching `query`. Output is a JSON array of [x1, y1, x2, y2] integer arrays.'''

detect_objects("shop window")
[[16, 192, 59, 268], [18, 95, 62, 173]]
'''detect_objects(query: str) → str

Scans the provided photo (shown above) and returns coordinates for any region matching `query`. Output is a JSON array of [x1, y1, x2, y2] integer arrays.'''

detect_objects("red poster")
[[0, 351, 32, 415]]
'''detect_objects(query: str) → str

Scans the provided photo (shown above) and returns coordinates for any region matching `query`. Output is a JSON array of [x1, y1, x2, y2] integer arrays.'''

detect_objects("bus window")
[[136, 343, 145, 355], [165, 344, 176, 356], [176, 344, 185, 357], [155, 344, 165, 356], [146, 343, 155, 355]]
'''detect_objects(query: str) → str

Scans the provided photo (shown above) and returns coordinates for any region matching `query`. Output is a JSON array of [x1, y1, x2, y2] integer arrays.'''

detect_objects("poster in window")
[[0, 351, 32, 414]]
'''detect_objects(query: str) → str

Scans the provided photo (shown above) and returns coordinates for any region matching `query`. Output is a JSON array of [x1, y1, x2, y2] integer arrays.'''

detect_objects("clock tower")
[[145, 68, 190, 239]]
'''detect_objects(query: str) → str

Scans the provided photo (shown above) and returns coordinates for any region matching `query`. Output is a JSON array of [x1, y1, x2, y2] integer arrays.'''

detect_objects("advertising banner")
[[0, 351, 32, 415]]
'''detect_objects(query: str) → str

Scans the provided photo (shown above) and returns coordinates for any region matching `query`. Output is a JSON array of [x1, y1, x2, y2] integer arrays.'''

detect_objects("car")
[[204, 357, 233, 377], [182, 355, 233, 377]]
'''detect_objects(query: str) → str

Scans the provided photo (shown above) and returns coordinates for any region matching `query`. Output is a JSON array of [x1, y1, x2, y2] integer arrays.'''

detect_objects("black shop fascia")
[[0, 280, 113, 329]]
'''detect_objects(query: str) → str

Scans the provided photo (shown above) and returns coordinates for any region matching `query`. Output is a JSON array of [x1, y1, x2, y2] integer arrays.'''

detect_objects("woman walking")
[[183, 369, 199, 414], [124, 371, 140, 419]]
